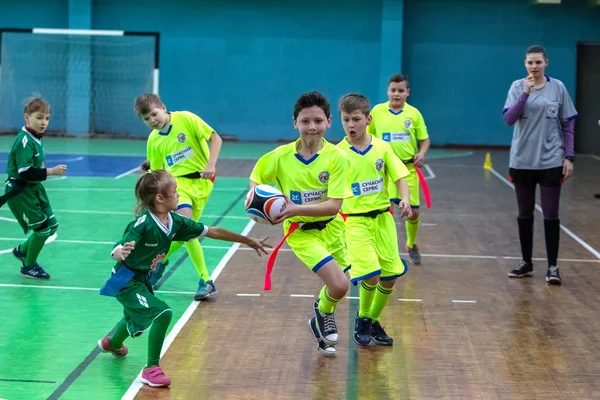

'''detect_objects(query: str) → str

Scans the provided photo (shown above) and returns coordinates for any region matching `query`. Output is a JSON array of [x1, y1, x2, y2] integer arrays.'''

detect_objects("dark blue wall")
[[1, 0, 599, 144], [403, 0, 600, 146]]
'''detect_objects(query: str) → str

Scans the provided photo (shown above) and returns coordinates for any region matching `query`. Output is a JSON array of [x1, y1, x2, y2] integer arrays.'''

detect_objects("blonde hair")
[[338, 93, 370, 116], [23, 94, 50, 115], [134, 166, 173, 215]]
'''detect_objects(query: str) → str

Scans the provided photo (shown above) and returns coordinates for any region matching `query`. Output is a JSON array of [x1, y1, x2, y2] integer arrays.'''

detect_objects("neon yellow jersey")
[[146, 111, 214, 177], [367, 101, 429, 162], [250, 138, 352, 223], [338, 136, 410, 214]]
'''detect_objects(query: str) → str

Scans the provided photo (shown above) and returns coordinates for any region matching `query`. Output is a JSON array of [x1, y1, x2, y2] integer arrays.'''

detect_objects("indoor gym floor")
[[1, 137, 599, 400]]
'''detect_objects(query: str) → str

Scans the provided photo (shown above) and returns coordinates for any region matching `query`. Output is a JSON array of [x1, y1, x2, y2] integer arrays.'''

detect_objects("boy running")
[[337, 93, 412, 346]]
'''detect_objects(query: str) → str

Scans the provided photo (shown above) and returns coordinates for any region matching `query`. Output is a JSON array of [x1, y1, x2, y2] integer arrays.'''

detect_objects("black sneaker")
[[314, 306, 339, 345], [371, 321, 394, 346], [12, 245, 26, 266], [353, 315, 372, 346], [546, 266, 562, 285], [508, 261, 533, 278], [308, 318, 336, 356], [21, 264, 50, 280]]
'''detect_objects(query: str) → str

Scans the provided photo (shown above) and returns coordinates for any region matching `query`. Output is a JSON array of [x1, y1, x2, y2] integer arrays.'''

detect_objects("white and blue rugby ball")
[[245, 185, 287, 225]]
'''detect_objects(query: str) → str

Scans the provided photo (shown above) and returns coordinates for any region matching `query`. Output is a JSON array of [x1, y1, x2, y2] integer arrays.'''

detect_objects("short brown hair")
[[134, 93, 164, 115], [388, 74, 410, 89], [526, 45, 547, 59], [338, 93, 370, 116], [23, 94, 50, 115], [293, 91, 330, 120]]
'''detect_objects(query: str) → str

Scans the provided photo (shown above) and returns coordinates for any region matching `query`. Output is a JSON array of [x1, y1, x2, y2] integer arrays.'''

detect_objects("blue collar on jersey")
[[158, 124, 173, 136], [388, 108, 404, 116], [294, 153, 319, 165], [350, 144, 373, 155]]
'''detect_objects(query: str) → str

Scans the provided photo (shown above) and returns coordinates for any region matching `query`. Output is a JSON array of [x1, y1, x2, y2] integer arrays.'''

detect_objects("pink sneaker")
[[97, 337, 128, 358], [141, 365, 171, 387]]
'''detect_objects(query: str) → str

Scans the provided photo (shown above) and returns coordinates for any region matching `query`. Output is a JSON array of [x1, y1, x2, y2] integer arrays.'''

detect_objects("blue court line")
[[0, 153, 146, 178]]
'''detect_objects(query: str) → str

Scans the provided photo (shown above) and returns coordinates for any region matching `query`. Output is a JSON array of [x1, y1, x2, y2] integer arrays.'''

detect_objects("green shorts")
[[5, 183, 57, 235], [345, 211, 407, 284], [388, 163, 420, 208], [117, 278, 171, 337], [284, 215, 350, 273]]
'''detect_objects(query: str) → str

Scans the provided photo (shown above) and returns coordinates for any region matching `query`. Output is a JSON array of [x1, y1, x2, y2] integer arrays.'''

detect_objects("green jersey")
[[6, 128, 46, 184], [113, 210, 208, 275]]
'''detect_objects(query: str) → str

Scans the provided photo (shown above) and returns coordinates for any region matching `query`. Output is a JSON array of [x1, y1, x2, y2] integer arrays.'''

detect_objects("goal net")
[[0, 28, 159, 138]]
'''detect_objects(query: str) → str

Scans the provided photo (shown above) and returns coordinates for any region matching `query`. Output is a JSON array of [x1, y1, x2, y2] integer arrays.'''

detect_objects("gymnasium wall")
[[403, 0, 600, 146], [0, 0, 599, 144]]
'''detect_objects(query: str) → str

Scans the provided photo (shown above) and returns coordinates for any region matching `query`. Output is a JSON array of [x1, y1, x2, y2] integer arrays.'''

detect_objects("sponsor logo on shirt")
[[318, 171, 330, 184], [150, 253, 166, 271], [351, 177, 384, 196], [177, 133, 186, 143], [375, 158, 384, 171], [145, 243, 158, 247], [134, 214, 147, 228], [290, 189, 327, 205], [382, 132, 410, 142], [166, 146, 194, 167]]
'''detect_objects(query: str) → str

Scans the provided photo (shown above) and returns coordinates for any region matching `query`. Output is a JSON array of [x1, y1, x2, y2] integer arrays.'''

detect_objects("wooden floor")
[[135, 151, 600, 400]]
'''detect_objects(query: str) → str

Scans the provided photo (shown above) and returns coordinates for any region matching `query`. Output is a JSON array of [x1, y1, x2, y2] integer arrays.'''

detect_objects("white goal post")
[[0, 27, 160, 137]]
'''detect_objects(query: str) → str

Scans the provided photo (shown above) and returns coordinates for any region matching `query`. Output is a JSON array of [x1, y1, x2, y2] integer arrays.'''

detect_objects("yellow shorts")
[[175, 176, 214, 221], [284, 215, 349, 273], [389, 163, 420, 208], [345, 211, 407, 284]]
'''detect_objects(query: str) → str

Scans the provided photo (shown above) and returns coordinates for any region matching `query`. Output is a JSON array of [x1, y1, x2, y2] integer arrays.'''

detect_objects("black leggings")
[[515, 184, 561, 220], [515, 183, 561, 266]]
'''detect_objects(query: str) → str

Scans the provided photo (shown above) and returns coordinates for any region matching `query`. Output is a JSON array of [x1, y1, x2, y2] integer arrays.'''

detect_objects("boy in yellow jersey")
[[135, 94, 223, 300], [250, 92, 351, 356], [337, 94, 412, 346], [367, 74, 430, 265]]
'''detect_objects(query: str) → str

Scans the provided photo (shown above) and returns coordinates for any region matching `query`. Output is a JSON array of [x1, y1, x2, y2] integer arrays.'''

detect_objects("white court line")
[[0, 283, 197, 296], [42, 187, 247, 192], [237, 293, 261, 297], [0, 216, 17, 223], [0, 156, 84, 163], [0, 208, 248, 219], [423, 164, 436, 179], [121, 219, 256, 400], [452, 300, 477, 304], [114, 166, 141, 179], [586, 154, 600, 162], [502, 256, 600, 263], [398, 298, 423, 302], [0, 237, 114, 245], [489, 167, 600, 260], [290, 294, 315, 298], [0, 249, 13, 255], [396, 222, 437, 226], [47, 176, 68, 182], [0, 238, 596, 264]]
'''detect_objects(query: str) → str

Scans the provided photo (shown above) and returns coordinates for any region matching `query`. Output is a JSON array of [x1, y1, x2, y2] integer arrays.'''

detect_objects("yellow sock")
[[406, 218, 420, 248], [358, 280, 377, 318], [370, 283, 393, 322], [163, 241, 183, 263], [184, 239, 210, 281], [318, 285, 341, 314]]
